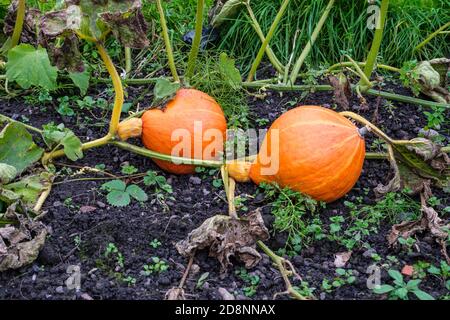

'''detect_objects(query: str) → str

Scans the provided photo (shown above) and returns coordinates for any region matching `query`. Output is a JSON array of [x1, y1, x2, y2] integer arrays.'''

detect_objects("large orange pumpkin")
[[140, 88, 227, 174], [229, 106, 365, 203]]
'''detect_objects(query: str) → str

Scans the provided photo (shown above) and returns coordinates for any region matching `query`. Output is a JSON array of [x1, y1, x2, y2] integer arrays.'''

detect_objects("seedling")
[[123, 276, 136, 287], [121, 164, 138, 175], [373, 269, 434, 300], [143, 257, 169, 276], [143, 171, 173, 194], [235, 268, 260, 298], [150, 239, 162, 249], [101, 180, 148, 207], [104, 243, 124, 269], [196, 272, 210, 289]]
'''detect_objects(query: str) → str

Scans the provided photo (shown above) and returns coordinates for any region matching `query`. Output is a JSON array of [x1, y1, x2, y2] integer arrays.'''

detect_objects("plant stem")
[[365, 152, 388, 160], [246, 0, 291, 82], [340, 111, 416, 146], [415, 21, 450, 52], [257, 241, 308, 300], [328, 61, 400, 73], [10, 0, 26, 48], [111, 141, 223, 168], [245, 2, 284, 75], [241, 82, 450, 108], [361, 0, 389, 87], [96, 43, 124, 136], [0, 113, 42, 133], [345, 55, 372, 88], [156, 0, 180, 82], [185, 0, 205, 81], [289, 0, 335, 84], [42, 42, 126, 162], [124, 47, 132, 77]]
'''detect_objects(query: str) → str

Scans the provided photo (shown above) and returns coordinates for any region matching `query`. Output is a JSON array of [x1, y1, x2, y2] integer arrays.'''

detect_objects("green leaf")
[[69, 68, 90, 95], [42, 123, 83, 161], [61, 131, 83, 161], [4, 171, 53, 206], [107, 190, 130, 207], [6, 44, 58, 90], [0, 163, 17, 184], [406, 279, 422, 290], [395, 287, 409, 299], [102, 180, 126, 192], [413, 290, 435, 300], [153, 78, 180, 105], [126, 184, 148, 202], [0, 123, 44, 174], [388, 270, 404, 285], [219, 52, 242, 90]]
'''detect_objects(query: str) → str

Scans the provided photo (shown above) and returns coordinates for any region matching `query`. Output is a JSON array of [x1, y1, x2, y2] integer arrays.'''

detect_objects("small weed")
[[121, 164, 138, 175], [322, 269, 356, 293], [101, 180, 148, 207], [235, 268, 260, 298], [373, 269, 434, 300], [143, 257, 169, 276], [260, 183, 325, 254], [196, 272, 210, 289], [150, 239, 162, 249], [123, 276, 136, 287], [104, 243, 124, 269]]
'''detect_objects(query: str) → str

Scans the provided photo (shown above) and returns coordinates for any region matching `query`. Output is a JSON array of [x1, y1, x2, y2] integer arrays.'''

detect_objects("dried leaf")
[[334, 251, 352, 268], [329, 73, 351, 110], [375, 139, 449, 197], [411, 59, 450, 103], [176, 209, 269, 273], [209, 0, 245, 28], [0, 202, 48, 271], [388, 194, 450, 263], [165, 287, 185, 300]]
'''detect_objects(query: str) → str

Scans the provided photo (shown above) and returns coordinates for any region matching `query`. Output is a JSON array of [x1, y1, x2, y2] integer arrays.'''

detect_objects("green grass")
[[217, 0, 450, 75]]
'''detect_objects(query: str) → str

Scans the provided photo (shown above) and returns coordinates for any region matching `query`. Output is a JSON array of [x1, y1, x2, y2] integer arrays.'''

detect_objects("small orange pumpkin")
[[229, 106, 365, 203], [140, 88, 227, 174]]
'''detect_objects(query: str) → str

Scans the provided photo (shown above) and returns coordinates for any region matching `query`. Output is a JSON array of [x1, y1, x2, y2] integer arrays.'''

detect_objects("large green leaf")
[[0, 123, 44, 174], [42, 123, 83, 161], [0, 163, 17, 184], [6, 44, 58, 90], [3, 171, 53, 206], [69, 68, 90, 95]]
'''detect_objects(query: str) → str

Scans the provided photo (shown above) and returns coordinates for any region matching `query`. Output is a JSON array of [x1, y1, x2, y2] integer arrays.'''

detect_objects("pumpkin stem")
[[226, 160, 252, 183], [340, 111, 396, 144], [117, 118, 143, 141]]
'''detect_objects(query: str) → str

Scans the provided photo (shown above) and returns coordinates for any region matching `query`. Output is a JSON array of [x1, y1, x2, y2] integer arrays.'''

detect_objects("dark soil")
[[0, 81, 448, 300]]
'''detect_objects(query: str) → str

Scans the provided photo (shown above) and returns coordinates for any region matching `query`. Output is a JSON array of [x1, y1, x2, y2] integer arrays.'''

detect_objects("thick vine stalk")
[[246, 0, 291, 82], [10, 0, 26, 48], [185, 0, 205, 81], [360, 0, 389, 88], [414, 21, 450, 52], [156, 0, 180, 82], [328, 61, 400, 73], [125, 47, 132, 77], [42, 42, 124, 163], [289, 0, 335, 84], [245, 2, 284, 74]]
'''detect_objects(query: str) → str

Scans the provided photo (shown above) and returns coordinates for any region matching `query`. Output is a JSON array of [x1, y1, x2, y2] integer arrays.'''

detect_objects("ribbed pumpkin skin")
[[249, 106, 365, 203], [141, 89, 227, 174]]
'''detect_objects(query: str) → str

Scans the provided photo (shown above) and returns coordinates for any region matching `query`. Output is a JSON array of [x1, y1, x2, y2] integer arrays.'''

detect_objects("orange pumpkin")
[[229, 106, 365, 203], [140, 88, 227, 174]]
